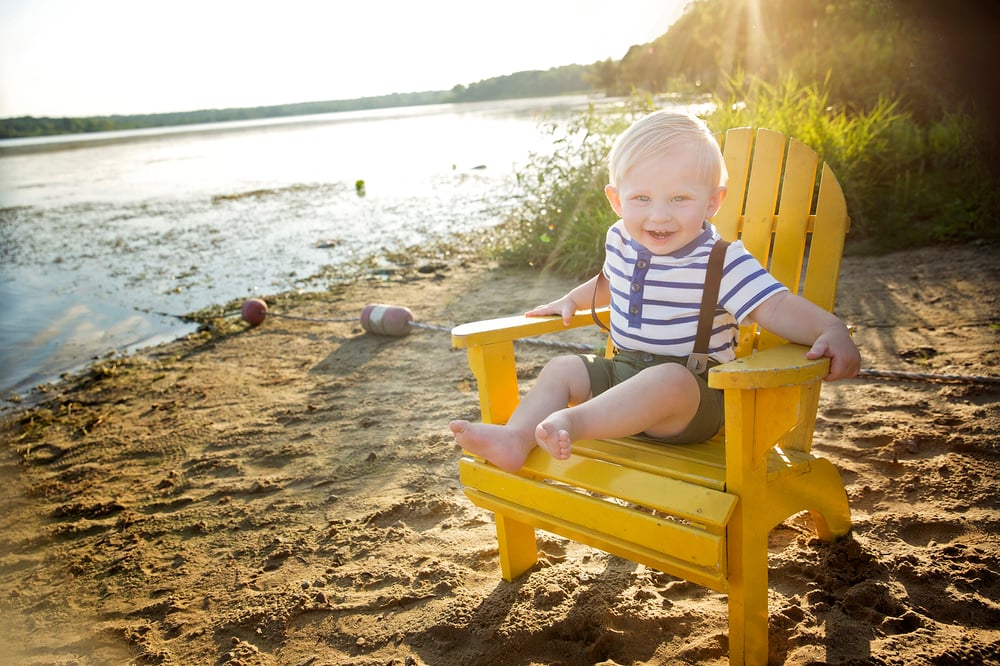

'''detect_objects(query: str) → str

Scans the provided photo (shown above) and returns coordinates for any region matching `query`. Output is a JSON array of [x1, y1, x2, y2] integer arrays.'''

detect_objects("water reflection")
[[0, 96, 594, 399]]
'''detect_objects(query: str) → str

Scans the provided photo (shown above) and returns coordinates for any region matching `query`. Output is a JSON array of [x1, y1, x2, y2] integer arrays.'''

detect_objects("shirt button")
[[629, 306, 639, 315], [631, 282, 641, 292], [636, 260, 648, 269]]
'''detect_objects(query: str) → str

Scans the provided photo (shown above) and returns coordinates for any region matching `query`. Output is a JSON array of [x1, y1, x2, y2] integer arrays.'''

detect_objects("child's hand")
[[526, 296, 579, 326], [805, 326, 861, 381]]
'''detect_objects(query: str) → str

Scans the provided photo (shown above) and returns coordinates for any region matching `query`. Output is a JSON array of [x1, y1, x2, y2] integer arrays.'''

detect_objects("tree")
[[586, 58, 620, 95]]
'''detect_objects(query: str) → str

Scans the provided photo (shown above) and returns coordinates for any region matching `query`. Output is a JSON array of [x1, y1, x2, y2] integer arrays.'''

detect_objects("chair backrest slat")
[[739, 129, 786, 267], [803, 162, 850, 311], [711, 128, 849, 356], [769, 138, 818, 290], [713, 128, 753, 240]]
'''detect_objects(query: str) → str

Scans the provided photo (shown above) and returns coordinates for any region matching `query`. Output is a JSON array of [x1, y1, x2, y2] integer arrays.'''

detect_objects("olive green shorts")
[[578, 349, 724, 443]]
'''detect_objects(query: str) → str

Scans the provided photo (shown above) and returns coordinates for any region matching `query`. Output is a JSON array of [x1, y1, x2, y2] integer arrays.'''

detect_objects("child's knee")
[[542, 354, 585, 375], [540, 354, 592, 396], [643, 362, 700, 390]]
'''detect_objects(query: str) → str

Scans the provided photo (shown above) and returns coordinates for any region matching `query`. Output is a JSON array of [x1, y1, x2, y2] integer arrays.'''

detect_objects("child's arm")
[[748, 292, 861, 381], [526, 274, 610, 326]]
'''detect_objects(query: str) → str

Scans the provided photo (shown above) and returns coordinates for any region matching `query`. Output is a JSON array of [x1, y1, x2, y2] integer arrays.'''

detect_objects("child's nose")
[[651, 201, 673, 221]]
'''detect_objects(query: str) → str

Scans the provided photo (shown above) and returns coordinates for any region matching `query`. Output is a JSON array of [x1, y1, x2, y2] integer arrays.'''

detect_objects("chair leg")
[[727, 516, 769, 665], [496, 513, 538, 582]]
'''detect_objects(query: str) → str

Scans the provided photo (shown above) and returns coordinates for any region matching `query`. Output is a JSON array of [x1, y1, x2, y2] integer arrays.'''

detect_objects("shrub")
[[704, 73, 997, 251], [493, 79, 996, 275], [487, 100, 639, 278], [702, 73, 906, 243]]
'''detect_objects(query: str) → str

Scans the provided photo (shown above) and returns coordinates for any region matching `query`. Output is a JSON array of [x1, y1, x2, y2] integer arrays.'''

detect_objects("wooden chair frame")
[[451, 128, 853, 665]]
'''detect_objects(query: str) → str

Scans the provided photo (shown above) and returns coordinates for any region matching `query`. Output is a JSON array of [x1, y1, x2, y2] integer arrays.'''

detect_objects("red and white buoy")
[[360, 303, 414, 337]]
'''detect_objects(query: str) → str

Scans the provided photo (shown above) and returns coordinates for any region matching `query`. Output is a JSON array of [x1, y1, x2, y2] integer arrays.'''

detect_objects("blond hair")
[[607, 110, 727, 189]]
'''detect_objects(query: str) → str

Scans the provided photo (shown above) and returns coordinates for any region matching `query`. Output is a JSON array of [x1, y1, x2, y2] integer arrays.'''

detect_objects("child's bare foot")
[[535, 416, 572, 460], [449, 420, 532, 472]]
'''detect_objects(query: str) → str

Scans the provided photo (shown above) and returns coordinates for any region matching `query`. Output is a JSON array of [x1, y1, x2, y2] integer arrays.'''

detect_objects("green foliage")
[[450, 65, 590, 103], [704, 73, 906, 241], [879, 114, 999, 248], [626, 0, 937, 118], [487, 100, 645, 278], [496, 76, 996, 273], [487, 0, 997, 271], [706, 73, 996, 249]]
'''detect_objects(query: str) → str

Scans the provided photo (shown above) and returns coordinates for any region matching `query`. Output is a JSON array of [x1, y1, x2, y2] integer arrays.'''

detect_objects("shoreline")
[[0, 235, 479, 412], [1, 95, 567, 401], [1, 242, 998, 665]]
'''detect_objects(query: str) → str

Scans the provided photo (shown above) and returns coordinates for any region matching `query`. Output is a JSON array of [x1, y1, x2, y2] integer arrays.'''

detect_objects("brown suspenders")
[[687, 239, 730, 374]]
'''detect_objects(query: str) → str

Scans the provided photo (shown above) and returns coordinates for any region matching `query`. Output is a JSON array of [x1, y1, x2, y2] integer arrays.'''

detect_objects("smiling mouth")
[[648, 230, 673, 240]]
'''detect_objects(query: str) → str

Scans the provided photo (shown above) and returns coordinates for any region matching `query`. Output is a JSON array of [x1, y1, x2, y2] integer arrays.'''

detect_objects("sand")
[[1, 242, 998, 665]]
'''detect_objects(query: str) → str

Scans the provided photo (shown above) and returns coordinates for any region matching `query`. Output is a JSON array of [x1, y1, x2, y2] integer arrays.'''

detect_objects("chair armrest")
[[708, 343, 830, 390], [451, 308, 609, 349]]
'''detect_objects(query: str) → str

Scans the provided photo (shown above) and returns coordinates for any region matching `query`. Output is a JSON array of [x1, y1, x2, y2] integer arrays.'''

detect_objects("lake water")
[[0, 96, 601, 401]]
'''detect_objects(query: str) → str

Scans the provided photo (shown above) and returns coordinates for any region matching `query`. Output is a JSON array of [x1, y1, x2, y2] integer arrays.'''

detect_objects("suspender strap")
[[591, 271, 610, 333], [687, 239, 730, 375]]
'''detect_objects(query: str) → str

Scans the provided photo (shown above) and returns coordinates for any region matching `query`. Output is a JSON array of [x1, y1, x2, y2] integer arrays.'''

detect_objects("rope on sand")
[[267, 312, 357, 324], [857, 368, 1000, 385], [156, 300, 1000, 386]]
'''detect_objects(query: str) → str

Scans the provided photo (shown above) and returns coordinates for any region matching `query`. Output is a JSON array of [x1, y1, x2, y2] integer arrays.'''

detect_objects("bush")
[[883, 112, 999, 247], [487, 99, 640, 278], [493, 79, 996, 276], [704, 74, 997, 251], [704, 73, 906, 244]]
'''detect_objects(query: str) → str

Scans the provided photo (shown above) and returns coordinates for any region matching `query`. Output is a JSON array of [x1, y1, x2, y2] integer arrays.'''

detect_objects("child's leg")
[[450, 354, 592, 471], [536, 362, 701, 449]]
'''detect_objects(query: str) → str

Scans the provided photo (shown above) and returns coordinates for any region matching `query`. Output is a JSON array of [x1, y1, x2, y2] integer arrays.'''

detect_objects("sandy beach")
[[1, 241, 998, 665]]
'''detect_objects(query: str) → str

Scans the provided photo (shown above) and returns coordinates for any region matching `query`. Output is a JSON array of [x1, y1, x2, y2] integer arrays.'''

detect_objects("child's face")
[[604, 148, 725, 255]]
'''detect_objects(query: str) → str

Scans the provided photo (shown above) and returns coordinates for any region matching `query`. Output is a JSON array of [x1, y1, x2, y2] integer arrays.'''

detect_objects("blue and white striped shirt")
[[603, 220, 788, 362]]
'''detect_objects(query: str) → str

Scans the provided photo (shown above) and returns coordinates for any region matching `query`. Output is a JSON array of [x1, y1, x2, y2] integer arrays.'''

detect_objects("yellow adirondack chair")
[[451, 127, 852, 665]]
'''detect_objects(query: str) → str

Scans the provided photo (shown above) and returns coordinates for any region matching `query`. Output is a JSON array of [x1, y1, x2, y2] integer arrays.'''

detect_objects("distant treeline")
[[0, 65, 592, 139]]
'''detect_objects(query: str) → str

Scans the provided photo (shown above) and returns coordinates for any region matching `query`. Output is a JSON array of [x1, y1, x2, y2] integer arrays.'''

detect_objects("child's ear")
[[707, 186, 727, 217], [604, 185, 622, 216]]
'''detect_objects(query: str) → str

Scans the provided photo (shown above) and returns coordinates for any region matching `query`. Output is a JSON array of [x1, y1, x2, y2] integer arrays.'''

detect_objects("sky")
[[0, 0, 693, 119]]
